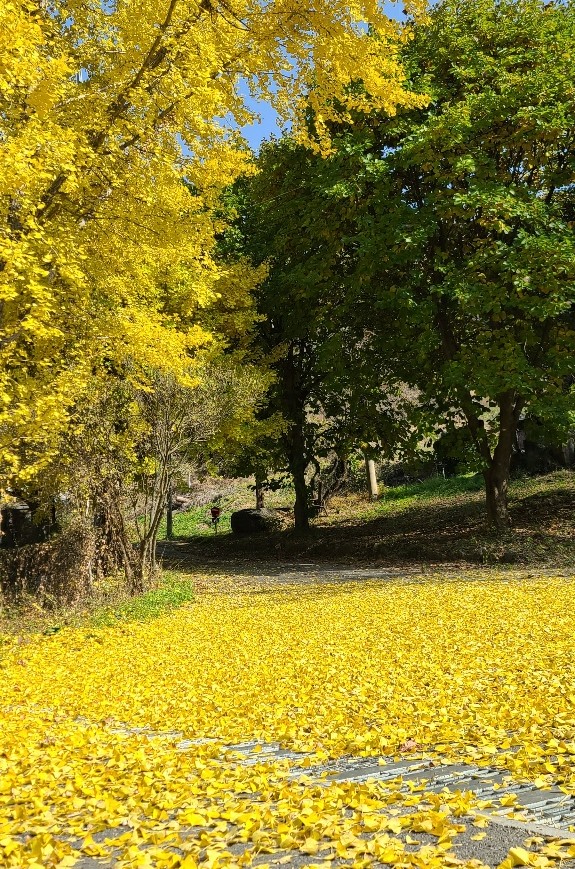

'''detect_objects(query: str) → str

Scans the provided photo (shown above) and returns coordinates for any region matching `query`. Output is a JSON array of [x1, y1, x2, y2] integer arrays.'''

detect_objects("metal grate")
[[224, 741, 575, 835], [105, 724, 575, 837]]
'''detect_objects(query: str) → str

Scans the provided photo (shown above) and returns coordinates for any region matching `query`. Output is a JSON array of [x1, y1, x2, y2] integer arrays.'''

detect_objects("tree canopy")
[[0, 0, 424, 491], [357, 0, 575, 524], [239, 0, 575, 527], [233, 139, 412, 529]]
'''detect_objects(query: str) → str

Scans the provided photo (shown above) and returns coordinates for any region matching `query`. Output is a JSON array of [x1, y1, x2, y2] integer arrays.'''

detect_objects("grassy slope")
[[160, 475, 486, 539], [157, 482, 293, 539], [160, 470, 575, 569]]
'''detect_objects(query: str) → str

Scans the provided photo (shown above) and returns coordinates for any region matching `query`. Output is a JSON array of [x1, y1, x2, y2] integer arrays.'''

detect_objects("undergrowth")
[[0, 571, 195, 636]]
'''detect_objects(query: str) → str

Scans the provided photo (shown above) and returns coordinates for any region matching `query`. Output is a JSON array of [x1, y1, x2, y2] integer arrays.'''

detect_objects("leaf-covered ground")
[[2, 574, 575, 868]]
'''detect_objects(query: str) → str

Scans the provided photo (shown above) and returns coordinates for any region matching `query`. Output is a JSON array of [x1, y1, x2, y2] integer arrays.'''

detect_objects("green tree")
[[236, 140, 412, 529], [242, 144, 336, 530], [331, 0, 575, 527]]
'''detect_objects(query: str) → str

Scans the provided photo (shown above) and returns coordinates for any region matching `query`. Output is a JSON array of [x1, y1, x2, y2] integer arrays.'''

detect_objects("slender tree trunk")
[[126, 552, 142, 595], [166, 485, 173, 539], [141, 491, 167, 580], [454, 387, 524, 530], [133, 541, 149, 594], [94, 481, 138, 589], [280, 346, 310, 532], [133, 470, 170, 590], [289, 420, 309, 532], [112, 503, 139, 594], [255, 471, 265, 510], [434, 301, 521, 530], [276, 341, 314, 532], [292, 456, 309, 532], [482, 391, 523, 530]]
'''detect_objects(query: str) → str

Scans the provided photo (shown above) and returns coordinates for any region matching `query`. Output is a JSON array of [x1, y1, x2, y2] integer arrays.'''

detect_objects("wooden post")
[[166, 486, 173, 539], [365, 456, 379, 500]]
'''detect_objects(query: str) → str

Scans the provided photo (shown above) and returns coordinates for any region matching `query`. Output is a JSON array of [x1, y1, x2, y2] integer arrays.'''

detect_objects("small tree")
[[130, 361, 269, 579], [29, 356, 269, 596]]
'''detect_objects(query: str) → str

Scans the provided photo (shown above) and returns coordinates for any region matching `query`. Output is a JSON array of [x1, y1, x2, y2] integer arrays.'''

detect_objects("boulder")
[[230, 508, 282, 535]]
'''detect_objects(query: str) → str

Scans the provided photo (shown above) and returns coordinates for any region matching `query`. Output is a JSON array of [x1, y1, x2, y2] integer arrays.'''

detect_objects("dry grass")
[[0, 571, 195, 636]]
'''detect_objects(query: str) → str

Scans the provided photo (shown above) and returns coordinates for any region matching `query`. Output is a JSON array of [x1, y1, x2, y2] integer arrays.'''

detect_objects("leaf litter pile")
[[2, 575, 575, 869]]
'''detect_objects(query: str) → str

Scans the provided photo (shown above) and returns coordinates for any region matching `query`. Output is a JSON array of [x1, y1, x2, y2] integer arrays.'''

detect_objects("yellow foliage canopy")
[[0, 0, 424, 487]]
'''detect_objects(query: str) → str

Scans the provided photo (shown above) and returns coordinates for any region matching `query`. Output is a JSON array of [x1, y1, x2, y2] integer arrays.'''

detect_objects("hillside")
[[158, 471, 575, 571]]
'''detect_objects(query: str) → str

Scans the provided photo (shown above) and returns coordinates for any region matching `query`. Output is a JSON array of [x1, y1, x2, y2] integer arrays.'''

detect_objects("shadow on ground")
[[157, 477, 575, 572]]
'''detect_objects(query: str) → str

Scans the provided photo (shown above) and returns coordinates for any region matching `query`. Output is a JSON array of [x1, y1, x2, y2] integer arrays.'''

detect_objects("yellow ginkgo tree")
[[0, 0, 424, 491]]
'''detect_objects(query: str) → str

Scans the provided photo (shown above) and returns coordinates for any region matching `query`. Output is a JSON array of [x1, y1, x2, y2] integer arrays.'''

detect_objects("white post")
[[365, 456, 379, 500]]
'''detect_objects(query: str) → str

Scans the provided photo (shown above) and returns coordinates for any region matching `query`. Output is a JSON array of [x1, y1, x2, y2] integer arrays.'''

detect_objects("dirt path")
[[157, 541, 575, 595]]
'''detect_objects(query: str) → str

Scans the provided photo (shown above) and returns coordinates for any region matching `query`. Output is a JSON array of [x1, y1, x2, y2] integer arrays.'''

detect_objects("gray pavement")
[[62, 728, 575, 868]]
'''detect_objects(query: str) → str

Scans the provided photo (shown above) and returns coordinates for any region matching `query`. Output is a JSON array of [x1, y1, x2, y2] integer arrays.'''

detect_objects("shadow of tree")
[[157, 481, 574, 571]]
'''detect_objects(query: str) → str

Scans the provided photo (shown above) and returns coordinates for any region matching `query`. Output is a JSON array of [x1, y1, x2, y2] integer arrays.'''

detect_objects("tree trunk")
[[125, 544, 142, 595], [255, 472, 265, 510], [433, 301, 523, 531], [483, 466, 510, 530], [132, 542, 148, 595], [482, 391, 524, 530], [93, 482, 137, 587], [280, 343, 310, 532], [139, 494, 166, 582], [166, 486, 173, 539], [292, 450, 309, 532], [289, 420, 309, 532]]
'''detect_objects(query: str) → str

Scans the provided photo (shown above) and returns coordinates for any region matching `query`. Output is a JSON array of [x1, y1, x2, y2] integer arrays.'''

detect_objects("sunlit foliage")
[[0, 0, 424, 490]]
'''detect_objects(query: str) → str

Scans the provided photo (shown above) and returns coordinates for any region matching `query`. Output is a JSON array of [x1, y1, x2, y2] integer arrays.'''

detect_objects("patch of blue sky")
[[237, 1, 408, 151], [238, 77, 285, 152]]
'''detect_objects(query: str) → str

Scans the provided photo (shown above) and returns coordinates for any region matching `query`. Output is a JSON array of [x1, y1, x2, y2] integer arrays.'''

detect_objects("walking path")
[[4, 567, 575, 868]]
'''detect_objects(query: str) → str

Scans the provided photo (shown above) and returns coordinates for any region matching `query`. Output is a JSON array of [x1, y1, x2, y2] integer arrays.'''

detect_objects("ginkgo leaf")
[[301, 838, 320, 855], [3, 575, 575, 869], [507, 846, 534, 866]]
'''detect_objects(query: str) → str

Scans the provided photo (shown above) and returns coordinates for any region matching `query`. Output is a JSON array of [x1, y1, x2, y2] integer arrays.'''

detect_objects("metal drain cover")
[[225, 741, 575, 835]]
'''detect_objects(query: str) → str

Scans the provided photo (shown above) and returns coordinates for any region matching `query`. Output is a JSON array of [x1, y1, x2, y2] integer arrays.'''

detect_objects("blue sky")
[[239, 1, 408, 150]]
